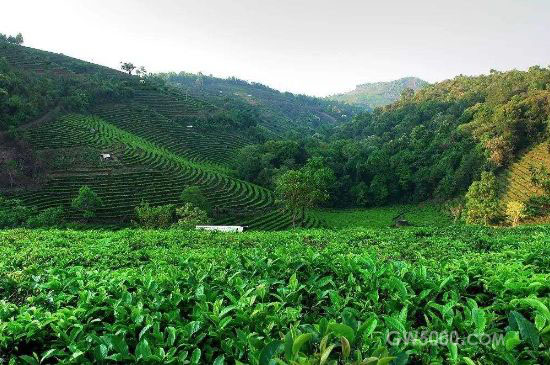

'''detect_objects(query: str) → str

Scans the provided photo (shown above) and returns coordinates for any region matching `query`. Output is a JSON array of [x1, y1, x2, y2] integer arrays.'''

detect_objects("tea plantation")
[[0, 42, 321, 230], [1, 226, 549, 364]]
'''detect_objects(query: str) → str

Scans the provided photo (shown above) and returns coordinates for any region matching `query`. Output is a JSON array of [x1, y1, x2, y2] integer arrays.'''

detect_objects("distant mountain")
[[159, 72, 362, 137], [328, 77, 429, 109]]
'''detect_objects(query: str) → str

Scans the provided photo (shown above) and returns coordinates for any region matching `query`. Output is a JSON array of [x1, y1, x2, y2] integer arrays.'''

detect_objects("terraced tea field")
[[0, 41, 328, 229], [93, 103, 248, 165], [0, 42, 124, 78], [18, 114, 318, 228], [500, 142, 550, 204]]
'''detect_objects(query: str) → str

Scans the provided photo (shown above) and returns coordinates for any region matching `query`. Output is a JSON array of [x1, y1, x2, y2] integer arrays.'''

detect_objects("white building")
[[196, 225, 245, 233]]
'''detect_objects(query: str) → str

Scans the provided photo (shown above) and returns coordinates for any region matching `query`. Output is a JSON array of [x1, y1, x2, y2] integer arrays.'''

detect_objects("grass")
[[311, 204, 451, 229]]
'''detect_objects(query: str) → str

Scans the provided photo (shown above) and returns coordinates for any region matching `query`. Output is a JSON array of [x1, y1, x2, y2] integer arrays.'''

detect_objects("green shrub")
[[465, 172, 500, 225], [525, 195, 550, 217], [505, 201, 526, 227], [180, 186, 211, 214], [175, 203, 209, 229], [71, 186, 103, 221], [134, 202, 176, 228], [1, 226, 550, 363], [0, 196, 35, 228], [25, 206, 65, 228]]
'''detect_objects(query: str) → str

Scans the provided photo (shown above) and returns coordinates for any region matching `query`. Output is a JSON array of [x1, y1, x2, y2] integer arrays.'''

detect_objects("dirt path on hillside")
[[318, 111, 338, 124], [18, 105, 62, 131], [0, 105, 62, 142]]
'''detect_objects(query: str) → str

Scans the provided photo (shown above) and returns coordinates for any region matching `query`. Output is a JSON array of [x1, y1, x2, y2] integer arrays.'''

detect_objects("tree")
[[135, 66, 147, 78], [120, 62, 136, 75], [465, 171, 500, 225], [14, 33, 23, 45], [1, 33, 22, 45], [400, 87, 415, 100], [505, 201, 526, 227], [26, 207, 65, 228], [0, 196, 35, 228], [180, 186, 211, 214], [484, 136, 513, 167], [275, 158, 335, 227], [5, 159, 19, 188], [445, 198, 465, 223], [525, 166, 550, 217], [176, 203, 209, 229], [134, 201, 176, 228], [71, 186, 103, 221]]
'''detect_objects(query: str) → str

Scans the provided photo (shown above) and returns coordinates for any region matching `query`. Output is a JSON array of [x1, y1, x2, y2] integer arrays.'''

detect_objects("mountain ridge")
[[328, 76, 429, 109], [158, 71, 361, 137]]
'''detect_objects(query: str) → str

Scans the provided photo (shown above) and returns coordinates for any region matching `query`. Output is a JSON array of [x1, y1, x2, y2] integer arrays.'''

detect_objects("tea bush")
[[0, 226, 549, 364]]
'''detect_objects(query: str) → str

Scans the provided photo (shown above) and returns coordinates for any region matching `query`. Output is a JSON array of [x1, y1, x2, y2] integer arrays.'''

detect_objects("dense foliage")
[[1, 226, 549, 363], [526, 166, 550, 217], [0, 195, 64, 228], [71, 186, 104, 221], [235, 66, 550, 208], [2, 41, 550, 225], [179, 186, 211, 214], [0, 56, 59, 131], [134, 201, 209, 228], [465, 172, 500, 225], [275, 158, 335, 227], [0, 42, 138, 132]]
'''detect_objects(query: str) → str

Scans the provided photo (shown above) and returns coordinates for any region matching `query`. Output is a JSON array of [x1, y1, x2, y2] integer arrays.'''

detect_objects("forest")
[[232, 67, 550, 209]]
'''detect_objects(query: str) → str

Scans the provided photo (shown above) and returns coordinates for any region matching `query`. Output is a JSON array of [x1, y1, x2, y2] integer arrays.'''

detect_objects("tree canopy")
[[275, 158, 335, 227]]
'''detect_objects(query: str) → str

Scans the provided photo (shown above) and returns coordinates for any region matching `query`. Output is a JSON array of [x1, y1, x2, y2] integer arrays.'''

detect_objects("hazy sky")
[[2, 0, 550, 96]]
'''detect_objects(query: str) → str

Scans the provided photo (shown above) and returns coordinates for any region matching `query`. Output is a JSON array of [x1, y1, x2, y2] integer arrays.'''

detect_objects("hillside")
[[3, 39, 550, 226], [328, 77, 428, 108], [500, 142, 550, 203], [0, 42, 321, 229], [159, 72, 362, 137], [497, 141, 550, 223], [257, 67, 550, 209]]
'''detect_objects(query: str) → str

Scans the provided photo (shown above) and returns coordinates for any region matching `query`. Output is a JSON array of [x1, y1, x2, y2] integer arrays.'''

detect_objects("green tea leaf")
[[135, 339, 151, 360], [504, 331, 521, 351], [20, 355, 38, 365], [191, 348, 201, 364], [166, 326, 176, 346], [259, 340, 282, 365], [40, 349, 57, 364], [377, 356, 396, 365], [472, 308, 486, 334], [509, 311, 540, 349], [357, 317, 377, 341], [292, 333, 313, 355], [213, 355, 225, 365], [328, 323, 355, 343], [341, 336, 351, 359], [519, 298, 550, 321], [448, 342, 458, 361]]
